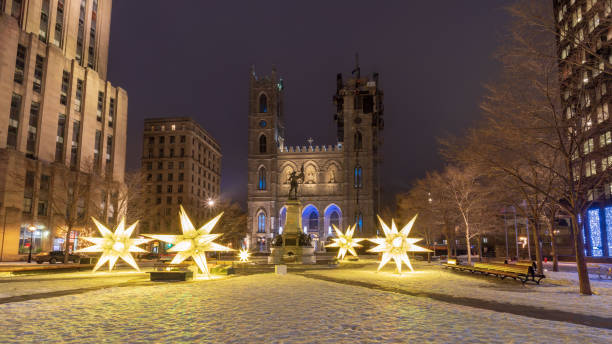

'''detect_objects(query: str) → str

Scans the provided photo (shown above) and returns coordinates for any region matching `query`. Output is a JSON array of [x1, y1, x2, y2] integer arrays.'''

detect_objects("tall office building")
[[0, 0, 127, 260], [140, 117, 221, 241], [554, 0, 612, 258], [246, 67, 384, 252]]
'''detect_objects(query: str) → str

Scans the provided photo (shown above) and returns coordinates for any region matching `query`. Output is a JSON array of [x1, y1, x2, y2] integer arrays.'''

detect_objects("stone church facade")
[[247, 67, 384, 252]]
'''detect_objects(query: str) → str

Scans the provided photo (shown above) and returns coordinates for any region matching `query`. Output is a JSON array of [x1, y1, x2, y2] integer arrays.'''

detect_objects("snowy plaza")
[[1, 261, 612, 343]]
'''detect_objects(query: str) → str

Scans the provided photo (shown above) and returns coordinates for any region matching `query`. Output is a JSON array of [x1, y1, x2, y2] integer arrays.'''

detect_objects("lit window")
[[258, 212, 266, 233], [259, 94, 268, 113], [257, 167, 266, 190]]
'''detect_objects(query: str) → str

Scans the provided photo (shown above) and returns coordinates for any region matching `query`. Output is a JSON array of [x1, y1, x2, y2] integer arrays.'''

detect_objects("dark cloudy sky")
[[107, 1, 513, 206]]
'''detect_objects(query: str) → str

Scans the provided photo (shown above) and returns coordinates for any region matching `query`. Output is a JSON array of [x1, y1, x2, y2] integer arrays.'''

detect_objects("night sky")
[[107, 1, 512, 206]]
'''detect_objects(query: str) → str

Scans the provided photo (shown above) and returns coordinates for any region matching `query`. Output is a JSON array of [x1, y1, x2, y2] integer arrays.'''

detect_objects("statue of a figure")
[[288, 165, 305, 200]]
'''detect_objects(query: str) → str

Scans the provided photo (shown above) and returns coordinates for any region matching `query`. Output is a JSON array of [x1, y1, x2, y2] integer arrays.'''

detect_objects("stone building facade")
[[0, 0, 126, 260], [140, 117, 222, 240], [247, 67, 384, 251]]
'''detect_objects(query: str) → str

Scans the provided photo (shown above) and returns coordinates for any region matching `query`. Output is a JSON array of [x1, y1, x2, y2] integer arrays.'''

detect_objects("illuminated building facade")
[[0, 0, 127, 260], [554, 0, 612, 258], [246, 67, 384, 251], [140, 117, 221, 239]]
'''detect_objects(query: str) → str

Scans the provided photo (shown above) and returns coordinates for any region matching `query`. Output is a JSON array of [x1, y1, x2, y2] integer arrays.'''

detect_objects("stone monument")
[[268, 166, 316, 264]]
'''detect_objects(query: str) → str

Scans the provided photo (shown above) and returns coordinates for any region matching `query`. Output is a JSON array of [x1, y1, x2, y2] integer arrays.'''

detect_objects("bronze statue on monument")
[[288, 164, 305, 200]]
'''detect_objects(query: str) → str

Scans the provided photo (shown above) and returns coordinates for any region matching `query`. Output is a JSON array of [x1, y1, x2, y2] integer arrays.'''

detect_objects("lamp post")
[[27, 225, 36, 263]]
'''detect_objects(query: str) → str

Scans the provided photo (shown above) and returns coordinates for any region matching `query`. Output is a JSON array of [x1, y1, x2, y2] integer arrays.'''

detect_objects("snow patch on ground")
[[1, 273, 611, 343], [307, 261, 612, 318]]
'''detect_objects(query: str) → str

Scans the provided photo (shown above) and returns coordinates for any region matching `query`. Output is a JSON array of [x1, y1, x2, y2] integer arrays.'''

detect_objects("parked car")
[[35, 251, 81, 264]]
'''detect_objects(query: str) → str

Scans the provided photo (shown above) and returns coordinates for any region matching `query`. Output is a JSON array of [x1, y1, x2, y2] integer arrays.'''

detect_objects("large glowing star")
[[325, 224, 364, 260], [368, 215, 431, 273], [144, 205, 233, 276], [237, 249, 251, 262], [77, 217, 151, 272]]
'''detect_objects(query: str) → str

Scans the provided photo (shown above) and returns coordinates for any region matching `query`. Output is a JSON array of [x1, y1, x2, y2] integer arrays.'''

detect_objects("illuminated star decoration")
[[368, 215, 431, 273], [144, 205, 233, 276], [77, 217, 151, 272], [325, 224, 364, 260], [237, 248, 251, 262]]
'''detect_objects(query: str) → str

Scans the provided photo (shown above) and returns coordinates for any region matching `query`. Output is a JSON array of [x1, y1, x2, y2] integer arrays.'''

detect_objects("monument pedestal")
[[268, 200, 316, 264]]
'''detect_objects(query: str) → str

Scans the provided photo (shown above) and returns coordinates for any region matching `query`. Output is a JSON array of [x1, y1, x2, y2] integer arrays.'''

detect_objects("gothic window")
[[309, 212, 319, 231], [354, 131, 363, 151], [259, 94, 268, 113], [258, 167, 266, 190], [354, 165, 363, 188], [258, 212, 266, 233], [330, 212, 340, 230], [259, 134, 267, 153], [355, 213, 363, 232]]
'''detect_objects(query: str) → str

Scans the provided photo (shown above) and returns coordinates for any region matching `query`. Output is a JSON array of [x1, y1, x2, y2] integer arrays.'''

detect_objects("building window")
[[26, 102, 40, 158], [60, 71, 70, 105], [106, 135, 113, 169], [259, 94, 267, 113], [108, 98, 115, 127], [180, 135, 186, 143], [354, 166, 363, 188], [259, 135, 267, 153], [39, 0, 50, 42], [159, 136, 165, 144], [94, 130, 102, 167], [55, 114, 66, 162], [97, 92, 104, 122], [585, 160, 597, 177], [258, 212, 266, 233], [54, 0, 64, 47], [257, 167, 266, 190], [309, 212, 319, 231], [33, 55, 44, 93], [588, 209, 603, 257], [601, 132, 612, 148], [7, 93, 21, 149], [70, 120, 80, 168], [168, 173, 173, 182], [75, 79, 83, 112], [11, 0, 22, 21], [14, 44, 26, 84], [88, 0, 98, 69], [354, 131, 363, 151], [170, 136, 175, 143], [76, 0, 86, 64]]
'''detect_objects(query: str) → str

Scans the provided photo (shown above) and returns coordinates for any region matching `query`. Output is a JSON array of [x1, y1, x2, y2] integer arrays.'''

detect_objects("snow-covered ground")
[[1, 267, 611, 343], [306, 260, 612, 319]]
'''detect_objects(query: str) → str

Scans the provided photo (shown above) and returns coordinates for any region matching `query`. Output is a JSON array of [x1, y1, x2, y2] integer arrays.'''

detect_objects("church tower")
[[247, 67, 284, 250], [334, 67, 384, 235]]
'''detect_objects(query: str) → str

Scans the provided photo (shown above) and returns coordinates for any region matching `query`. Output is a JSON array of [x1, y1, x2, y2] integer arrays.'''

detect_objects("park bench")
[[588, 264, 612, 280], [443, 259, 545, 285], [472, 262, 545, 285], [442, 259, 478, 273]]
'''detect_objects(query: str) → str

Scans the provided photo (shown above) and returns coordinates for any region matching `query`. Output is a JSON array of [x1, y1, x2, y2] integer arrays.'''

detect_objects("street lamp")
[[27, 225, 36, 263]]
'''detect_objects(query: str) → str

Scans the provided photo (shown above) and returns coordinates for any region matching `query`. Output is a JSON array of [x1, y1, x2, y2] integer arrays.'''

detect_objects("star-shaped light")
[[368, 215, 431, 273], [325, 224, 364, 260], [144, 205, 233, 276], [237, 249, 251, 262], [76, 217, 151, 272]]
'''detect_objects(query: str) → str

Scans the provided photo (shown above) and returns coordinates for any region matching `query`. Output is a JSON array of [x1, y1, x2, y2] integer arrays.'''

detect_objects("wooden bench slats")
[[443, 261, 545, 284]]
